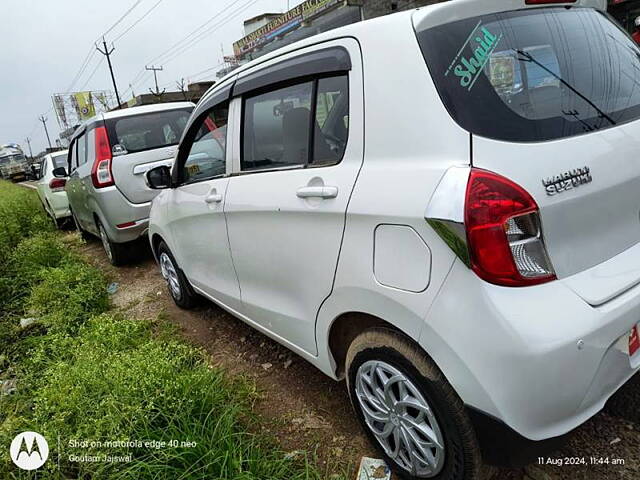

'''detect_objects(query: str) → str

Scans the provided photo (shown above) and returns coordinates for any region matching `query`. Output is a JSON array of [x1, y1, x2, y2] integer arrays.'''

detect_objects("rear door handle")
[[204, 193, 223, 204], [296, 186, 338, 199]]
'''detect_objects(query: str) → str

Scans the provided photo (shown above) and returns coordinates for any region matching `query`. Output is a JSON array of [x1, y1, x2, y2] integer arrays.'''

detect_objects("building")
[[232, 0, 447, 62], [243, 12, 282, 35], [233, 0, 363, 61], [120, 81, 215, 109], [362, 0, 442, 19]]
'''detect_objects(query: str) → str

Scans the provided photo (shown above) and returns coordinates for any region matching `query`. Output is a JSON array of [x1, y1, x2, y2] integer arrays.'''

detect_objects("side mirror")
[[145, 165, 171, 189], [52, 167, 67, 178]]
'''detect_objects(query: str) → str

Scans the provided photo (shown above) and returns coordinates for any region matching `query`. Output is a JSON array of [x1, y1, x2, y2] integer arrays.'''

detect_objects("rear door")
[[224, 40, 362, 355], [106, 107, 193, 204], [75, 129, 95, 230], [67, 131, 92, 229], [417, 6, 640, 299]]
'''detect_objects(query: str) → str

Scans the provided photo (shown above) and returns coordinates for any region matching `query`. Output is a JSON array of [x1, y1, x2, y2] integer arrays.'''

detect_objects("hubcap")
[[159, 253, 181, 299], [99, 225, 113, 262], [355, 360, 445, 478]]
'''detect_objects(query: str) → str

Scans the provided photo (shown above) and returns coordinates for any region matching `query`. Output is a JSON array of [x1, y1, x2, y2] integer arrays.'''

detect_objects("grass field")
[[0, 181, 340, 479]]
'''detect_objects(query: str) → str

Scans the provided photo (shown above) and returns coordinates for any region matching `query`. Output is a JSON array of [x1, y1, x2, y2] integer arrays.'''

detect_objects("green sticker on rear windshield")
[[444, 21, 503, 91]]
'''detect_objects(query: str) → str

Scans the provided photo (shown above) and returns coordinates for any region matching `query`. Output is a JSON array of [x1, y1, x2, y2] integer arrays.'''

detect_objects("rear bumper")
[[92, 186, 151, 243], [421, 259, 640, 441], [466, 406, 568, 467]]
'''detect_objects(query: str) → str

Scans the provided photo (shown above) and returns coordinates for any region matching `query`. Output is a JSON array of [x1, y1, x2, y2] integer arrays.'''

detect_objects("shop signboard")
[[233, 0, 352, 56]]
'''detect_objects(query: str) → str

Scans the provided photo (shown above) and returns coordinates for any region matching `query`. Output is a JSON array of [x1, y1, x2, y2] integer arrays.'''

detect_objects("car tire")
[[346, 329, 482, 480], [97, 220, 128, 266], [157, 241, 199, 309], [71, 209, 92, 241]]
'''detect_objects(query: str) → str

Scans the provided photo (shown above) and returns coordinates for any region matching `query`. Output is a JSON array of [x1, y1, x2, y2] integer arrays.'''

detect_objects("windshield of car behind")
[[106, 108, 192, 154], [52, 153, 67, 169]]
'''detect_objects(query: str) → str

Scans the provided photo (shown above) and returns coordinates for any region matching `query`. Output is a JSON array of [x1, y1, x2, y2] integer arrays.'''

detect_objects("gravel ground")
[[74, 233, 640, 480]]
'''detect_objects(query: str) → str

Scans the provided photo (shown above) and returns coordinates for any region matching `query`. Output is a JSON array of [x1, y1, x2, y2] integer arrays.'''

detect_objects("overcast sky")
[[2, 0, 304, 154]]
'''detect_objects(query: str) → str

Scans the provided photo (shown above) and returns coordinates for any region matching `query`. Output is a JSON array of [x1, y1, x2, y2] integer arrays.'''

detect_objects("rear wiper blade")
[[515, 49, 616, 126]]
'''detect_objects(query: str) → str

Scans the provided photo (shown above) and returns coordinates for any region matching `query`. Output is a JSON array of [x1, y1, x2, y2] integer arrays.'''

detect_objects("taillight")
[[49, 178, 66, 192], [91, 126, 114, 188], [464, 168, 555, 287]]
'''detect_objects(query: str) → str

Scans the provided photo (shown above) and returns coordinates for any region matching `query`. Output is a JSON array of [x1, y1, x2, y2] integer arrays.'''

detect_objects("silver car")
[[60, 102, 194, 265]]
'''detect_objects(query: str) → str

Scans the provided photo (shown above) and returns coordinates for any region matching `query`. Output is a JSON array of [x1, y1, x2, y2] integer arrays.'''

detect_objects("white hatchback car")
[[148, 0, 638, 478], [36, 150, 70, 228]]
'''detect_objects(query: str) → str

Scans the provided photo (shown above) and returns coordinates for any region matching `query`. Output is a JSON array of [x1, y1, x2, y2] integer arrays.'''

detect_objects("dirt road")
[[75, 234, 640, 480]]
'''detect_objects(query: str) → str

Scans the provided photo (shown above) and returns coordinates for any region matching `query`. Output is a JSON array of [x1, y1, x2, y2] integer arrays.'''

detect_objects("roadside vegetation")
[[0, 180, 339, 479]]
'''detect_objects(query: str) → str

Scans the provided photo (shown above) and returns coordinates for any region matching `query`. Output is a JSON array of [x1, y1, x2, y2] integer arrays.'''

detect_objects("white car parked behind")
[[36, 150, 70, 228], [148, 1, 636, 479]]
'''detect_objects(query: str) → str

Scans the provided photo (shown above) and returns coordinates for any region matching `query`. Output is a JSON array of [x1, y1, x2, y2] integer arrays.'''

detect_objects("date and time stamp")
[[536, 456, 626, 467]]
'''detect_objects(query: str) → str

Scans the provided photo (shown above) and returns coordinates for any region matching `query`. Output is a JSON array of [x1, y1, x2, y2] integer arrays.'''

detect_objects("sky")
[[1, 0, 304, 155]]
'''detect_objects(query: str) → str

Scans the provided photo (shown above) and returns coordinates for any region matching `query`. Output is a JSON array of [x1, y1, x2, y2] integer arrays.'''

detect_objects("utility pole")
[[39, 115, 52, 149], [176, 78, 188, 100], [146, 65, 165, 97], [24, 137, 33, 158], [96, 37, 122, 108]]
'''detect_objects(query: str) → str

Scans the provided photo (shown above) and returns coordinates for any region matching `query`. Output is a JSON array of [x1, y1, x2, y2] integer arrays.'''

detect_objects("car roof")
[[45, 150, 68, 160], [101, 101, 195, 120], [71, 101, 195, 142], [201, 9, 417, 103], [412, 0, 605, 31], [202, 0, 605, 104]]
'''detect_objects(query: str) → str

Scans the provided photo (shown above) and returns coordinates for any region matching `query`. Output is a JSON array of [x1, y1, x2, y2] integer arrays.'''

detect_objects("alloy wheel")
[[159, 252, 182, 299], [355, 360, 445, 478]]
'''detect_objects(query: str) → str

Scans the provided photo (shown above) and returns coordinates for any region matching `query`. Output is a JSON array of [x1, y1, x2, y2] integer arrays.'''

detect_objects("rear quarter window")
[[52, 154, 67, 169], [416, 7, 640, 142]]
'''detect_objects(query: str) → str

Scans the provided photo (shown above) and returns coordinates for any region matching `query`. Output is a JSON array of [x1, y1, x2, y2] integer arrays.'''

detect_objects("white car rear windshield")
[[416, 7, 640, 142]]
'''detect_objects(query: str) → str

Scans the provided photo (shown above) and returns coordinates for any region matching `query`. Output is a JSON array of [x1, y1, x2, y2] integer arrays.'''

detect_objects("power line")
[[153, 0, 255, 66], [101, 0, 144, 38], [151, 0, 259, 67], [96, 39, 123, 108], [24, 138, 33, 158], [156, 61, 223, 90], [27, 105, 54, 139], [39, 115, 52, 149], [127, 0, 249, 87], [127, 0, 257, 94], [186, 62, 224, 82], [113, 0, 165, 42], [67, 0, 144, 94], [150, 0, 246, 64], [78, 56, 106, 92], [64, 47, 98, 93]]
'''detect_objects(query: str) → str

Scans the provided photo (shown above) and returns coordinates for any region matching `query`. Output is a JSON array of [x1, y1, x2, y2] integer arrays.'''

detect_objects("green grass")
[[0, 181, 341, 480]]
